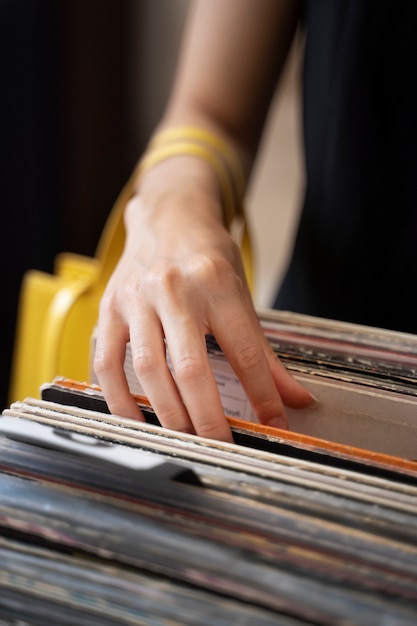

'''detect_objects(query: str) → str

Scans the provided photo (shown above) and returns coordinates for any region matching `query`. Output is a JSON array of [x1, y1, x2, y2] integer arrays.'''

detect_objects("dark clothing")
[[274, 0, 417, 334]]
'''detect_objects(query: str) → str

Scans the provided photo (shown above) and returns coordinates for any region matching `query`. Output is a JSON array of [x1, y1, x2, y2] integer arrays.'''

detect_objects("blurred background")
[[1, 0, 303, 410]]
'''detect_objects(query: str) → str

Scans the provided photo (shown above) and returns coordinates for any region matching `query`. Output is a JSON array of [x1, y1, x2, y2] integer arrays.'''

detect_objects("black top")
[[274, 0, 417, 334]]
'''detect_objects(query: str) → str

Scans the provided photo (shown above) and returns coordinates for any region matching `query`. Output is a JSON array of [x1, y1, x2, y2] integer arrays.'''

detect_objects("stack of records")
[[91, 308, 417, 459], [2, 310, 417, 624]]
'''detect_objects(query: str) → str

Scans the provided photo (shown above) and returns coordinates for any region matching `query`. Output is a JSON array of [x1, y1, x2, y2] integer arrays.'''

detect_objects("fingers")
[[95, 291, 312, 440], [95, 283, 312, 440], [95, 297, 234, 442]]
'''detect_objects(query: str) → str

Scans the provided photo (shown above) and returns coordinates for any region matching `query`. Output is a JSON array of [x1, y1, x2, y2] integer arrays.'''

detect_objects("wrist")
[[132, 153, 224, 225], [133, 125, 247, 230]]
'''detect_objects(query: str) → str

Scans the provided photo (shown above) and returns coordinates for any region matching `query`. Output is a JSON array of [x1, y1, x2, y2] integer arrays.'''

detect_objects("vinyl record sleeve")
[[89, 309, 417, 458], [2, 383, 417, 624]]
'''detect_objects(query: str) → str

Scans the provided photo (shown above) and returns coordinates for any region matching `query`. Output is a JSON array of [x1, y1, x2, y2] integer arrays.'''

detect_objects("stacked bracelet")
[[138, 140, 237, 229], [148, 126, 246, 215]]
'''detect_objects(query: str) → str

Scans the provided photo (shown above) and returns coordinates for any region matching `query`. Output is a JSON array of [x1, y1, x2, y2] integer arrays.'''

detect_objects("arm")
[[94, 0, 311, 442], [163, 0, 302, 166]]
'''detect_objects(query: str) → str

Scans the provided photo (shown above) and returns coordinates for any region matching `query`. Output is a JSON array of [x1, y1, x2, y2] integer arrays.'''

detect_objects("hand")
[[94, 156, 312, 442]]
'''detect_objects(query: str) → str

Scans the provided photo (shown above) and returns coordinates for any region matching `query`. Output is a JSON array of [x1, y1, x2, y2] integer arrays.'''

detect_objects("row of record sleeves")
[[2, 309, 417, 624]]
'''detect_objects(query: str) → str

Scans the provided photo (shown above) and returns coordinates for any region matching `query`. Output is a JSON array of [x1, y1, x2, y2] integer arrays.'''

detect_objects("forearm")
[[156, 0, 301, 176]]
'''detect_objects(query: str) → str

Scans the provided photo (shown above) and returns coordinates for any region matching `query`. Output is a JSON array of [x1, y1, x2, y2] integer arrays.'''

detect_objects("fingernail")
[[308, 392, 320, 406], [265, 415, 288, 430]]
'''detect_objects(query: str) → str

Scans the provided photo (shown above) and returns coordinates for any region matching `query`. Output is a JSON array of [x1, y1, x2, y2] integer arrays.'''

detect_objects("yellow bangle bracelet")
[[138, 141, 237, 229], [149, 125, 246, 214]]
